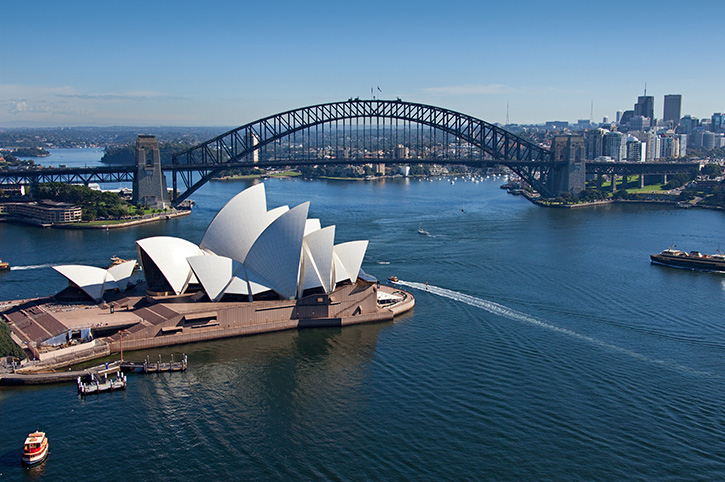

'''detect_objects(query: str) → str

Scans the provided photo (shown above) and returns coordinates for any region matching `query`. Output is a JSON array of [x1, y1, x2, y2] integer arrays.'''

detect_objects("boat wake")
[[10, 263, 54, 271], [397, 280, 713, 377]]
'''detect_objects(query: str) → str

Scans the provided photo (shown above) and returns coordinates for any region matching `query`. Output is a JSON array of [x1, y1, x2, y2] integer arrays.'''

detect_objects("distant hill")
[[0, 126, 231, 150], [101, 142, 197, 165]]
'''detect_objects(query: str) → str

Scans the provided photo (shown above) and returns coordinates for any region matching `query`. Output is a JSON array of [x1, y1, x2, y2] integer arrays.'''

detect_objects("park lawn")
[[626, 185, 669, 194], [271, 170, 301, 177]]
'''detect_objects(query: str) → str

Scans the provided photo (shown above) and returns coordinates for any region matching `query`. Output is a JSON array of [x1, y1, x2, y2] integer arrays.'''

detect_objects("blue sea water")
[[1, 163, 724, 480]]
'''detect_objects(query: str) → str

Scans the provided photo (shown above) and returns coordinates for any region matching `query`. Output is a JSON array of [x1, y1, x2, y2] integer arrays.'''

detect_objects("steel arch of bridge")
[[171, 99, 557, 203]]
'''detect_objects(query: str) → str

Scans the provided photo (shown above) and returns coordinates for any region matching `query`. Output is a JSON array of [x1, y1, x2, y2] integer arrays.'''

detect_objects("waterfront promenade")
[[1, 282, 414, 375]]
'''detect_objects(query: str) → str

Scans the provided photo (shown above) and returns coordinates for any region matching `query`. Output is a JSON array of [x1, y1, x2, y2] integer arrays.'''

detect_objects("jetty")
[[121, 354, 187, 373], [78, 370, 127, 395], [0, 360, 123, 386]]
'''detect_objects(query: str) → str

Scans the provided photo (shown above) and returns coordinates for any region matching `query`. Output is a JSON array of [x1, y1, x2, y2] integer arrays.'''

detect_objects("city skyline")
[[3, 0, 724, 128]]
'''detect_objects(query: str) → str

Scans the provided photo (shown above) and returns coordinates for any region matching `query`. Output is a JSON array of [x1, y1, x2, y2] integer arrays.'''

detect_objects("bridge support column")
[[611, 174, 617, 193], [639, 174, 645, 188], [597, 173, 603, 191], [132, 135, 170, 210]]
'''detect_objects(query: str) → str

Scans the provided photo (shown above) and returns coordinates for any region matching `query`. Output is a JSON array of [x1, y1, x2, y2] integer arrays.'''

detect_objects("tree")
[[701, 163, 723, 179], [0, 322, 26, 359]]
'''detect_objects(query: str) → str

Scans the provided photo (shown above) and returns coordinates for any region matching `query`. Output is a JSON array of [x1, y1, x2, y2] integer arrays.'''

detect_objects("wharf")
[[77, 370, 126, 395], [121, 354, 187, 373], [2, 283, 414, 374], [0, 360, 123, 386]]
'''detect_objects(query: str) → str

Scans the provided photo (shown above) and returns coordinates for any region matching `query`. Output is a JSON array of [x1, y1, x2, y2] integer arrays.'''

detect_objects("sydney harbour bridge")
[[0, 99, 699, 205]]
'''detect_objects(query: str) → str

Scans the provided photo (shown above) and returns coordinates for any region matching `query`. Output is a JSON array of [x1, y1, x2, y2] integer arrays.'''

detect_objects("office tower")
[[634, 96, 654, 120], [663, 94, 682, 124]]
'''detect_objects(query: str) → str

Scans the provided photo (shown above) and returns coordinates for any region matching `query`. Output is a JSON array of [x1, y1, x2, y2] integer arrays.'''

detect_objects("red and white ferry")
[[21, 431, 49, 465]]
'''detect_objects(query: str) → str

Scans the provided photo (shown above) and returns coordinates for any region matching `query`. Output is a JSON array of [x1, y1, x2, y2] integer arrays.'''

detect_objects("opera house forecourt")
[[1, 184, 414, 371]]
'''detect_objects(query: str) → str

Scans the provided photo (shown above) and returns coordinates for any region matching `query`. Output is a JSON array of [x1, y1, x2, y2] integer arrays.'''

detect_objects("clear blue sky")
[[3, 0, 724, 127]]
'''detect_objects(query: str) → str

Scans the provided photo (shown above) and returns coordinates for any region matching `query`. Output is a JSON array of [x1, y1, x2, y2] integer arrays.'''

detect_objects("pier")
[[121, 354, 187, 373], [77, 370, 127, 395]]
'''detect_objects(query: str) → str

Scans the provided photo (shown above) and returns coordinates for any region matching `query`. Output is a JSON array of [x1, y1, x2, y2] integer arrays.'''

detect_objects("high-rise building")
[[660, 136, 680, 159], [605, 131, 627, 161], [626, 136, 646, 162], [711, 113, 724, 133], [585, 128, 608, 159], [677, 134, 687, 157], [634, 131, 660, 161], [634, 96, 654, 120], [678, 115, 698, 135], [629, 116, 650, 131], [663, 94, 682, 124]]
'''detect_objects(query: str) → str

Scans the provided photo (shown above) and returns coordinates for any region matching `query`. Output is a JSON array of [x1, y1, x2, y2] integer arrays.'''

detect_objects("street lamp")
[[119, 329, 129, 363]]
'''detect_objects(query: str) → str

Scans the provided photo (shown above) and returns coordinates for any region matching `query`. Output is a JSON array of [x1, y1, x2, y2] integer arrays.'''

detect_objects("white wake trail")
[[397, 280, 712, 377], [10, 263, 54, 271]]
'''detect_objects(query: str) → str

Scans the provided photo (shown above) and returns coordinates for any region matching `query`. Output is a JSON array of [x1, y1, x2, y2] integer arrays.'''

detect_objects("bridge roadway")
[[0, 158, 700, 199]]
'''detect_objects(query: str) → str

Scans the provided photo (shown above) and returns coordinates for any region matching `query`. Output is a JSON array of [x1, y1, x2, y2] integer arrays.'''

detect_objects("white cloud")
[[9, 100, 52, 114], [0, 84, 187, 125]]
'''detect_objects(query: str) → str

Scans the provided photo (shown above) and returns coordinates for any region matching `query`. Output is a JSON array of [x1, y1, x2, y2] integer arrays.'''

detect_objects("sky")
[[2, 0, 724, 127]]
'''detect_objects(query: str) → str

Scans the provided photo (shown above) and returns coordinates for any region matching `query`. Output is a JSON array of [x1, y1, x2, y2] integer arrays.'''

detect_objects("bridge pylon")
[[132, 135, 170, 209]]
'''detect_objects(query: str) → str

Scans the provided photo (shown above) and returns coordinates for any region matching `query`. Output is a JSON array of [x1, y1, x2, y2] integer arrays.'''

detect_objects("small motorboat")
[[109, 256, 139, 270], [387, 276, 399, 283], [0, 259, 9, 271], [21, 431, 49, 466]]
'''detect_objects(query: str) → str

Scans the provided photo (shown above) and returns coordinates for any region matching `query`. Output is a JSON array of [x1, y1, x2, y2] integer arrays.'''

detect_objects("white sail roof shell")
[[53, 265, 110, 301], [223, 269, 271, 296], [199, 183, 267, 260], [107, 260, 136, 291], [199, 183, 289, 263], [131, 183, 370, 302], [244, 202, 309, 300], [304, 219, 321, 236], [301, 225, 335, 293], [333, 241, 368, 285], [136, 236, 202, 295], [187, 255, 237, 302]]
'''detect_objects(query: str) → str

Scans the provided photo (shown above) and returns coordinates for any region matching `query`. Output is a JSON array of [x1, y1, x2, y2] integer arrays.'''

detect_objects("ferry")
[[21, 431, 49, 466], [109, 256, 139, 270], [650, 246, 725, 272], [0, 259, 9, 271]]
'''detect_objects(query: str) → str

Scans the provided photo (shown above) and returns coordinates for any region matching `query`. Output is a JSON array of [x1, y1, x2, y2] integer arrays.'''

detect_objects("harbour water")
[[1, 160, 724, 480]]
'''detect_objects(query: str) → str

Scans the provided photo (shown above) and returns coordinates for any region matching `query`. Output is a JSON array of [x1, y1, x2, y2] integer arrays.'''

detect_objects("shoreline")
[[0, 209, 191, 229], [0, 283, 415, 384], [514, 189, 724, 211], [54, 209, 191, 229]]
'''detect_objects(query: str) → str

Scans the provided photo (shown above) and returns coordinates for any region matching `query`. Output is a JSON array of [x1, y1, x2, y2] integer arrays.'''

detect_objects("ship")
[[21, 431, 49, 466], [0, 259, 9, 271], [650, 246, 725, 272]]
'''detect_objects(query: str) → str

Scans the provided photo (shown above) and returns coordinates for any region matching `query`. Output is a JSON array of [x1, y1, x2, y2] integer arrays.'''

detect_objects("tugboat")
[[21, 431, 49, 466], [650, 246, 725, 272]]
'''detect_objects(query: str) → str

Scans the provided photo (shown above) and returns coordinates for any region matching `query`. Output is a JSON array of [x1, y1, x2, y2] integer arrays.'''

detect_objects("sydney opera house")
[[3, 184, 414, 368]]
